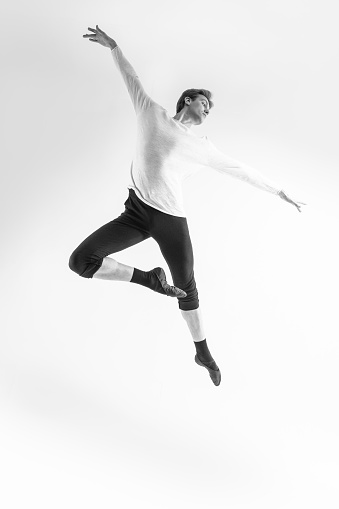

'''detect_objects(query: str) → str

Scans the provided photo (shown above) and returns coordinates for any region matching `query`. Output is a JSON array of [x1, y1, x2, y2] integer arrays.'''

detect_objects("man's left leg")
[[180, 308, 219, 371], [150, 210, 221, 385], [180, 307, 205, 343]]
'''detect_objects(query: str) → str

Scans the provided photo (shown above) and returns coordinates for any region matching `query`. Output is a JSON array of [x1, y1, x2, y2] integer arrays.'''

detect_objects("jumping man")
[[69, 25, 305, 386]]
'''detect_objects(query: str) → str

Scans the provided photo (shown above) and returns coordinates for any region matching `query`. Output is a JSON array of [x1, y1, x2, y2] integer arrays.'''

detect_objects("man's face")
[[187, 94, 210, 124]]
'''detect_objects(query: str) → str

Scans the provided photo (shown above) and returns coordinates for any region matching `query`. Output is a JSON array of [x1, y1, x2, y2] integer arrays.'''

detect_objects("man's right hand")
[[83, 25, 117, 49]]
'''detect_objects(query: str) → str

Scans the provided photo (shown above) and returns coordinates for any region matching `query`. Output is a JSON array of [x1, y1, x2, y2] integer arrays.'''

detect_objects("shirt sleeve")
[[111, 45, 155, 114], [206, 138, 282, 195]]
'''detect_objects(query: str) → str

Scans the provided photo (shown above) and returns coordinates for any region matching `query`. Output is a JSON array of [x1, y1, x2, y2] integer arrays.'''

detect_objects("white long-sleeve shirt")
[[111, 45, 282, 217]]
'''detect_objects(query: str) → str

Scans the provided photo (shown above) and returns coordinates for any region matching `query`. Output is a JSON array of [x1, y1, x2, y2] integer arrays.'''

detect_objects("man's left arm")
[[206, 139, 306, 212]]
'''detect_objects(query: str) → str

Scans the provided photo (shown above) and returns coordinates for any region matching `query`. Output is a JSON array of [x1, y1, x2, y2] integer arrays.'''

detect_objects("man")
[[69, 25, 305, 387]]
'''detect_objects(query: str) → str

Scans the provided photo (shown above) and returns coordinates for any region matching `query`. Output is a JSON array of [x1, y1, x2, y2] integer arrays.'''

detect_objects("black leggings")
[[68, 189, 199, 311]]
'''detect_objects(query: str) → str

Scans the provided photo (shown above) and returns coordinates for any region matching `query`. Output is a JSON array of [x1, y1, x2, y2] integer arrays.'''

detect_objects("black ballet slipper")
[[195, 354, 221, 386], [151, 267, 187, 298]]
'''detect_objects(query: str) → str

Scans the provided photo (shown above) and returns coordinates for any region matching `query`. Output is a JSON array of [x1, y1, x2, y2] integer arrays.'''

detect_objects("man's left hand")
[[278, 190, 307, 213]]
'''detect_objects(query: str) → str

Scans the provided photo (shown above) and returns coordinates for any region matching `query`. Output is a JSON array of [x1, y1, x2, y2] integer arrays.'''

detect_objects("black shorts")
[[69, 189, 199, 311]]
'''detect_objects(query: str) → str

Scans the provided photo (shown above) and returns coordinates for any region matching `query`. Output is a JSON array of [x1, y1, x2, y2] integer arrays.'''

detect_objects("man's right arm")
[[83, 25, 154, 114], [110, 44, 155, 114]]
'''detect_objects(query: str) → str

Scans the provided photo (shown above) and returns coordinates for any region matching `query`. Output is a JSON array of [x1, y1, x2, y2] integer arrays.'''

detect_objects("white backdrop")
[[1, 0, 339, 507]]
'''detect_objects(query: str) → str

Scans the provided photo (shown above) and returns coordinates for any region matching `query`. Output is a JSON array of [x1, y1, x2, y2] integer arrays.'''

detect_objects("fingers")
[[87, 26, 103, 32], [86, 25, 103, 33], [83, 34, 98, 41], [295, 201, 307, 212], [83, 28, 96, 38], [83, 25, 104, 39]]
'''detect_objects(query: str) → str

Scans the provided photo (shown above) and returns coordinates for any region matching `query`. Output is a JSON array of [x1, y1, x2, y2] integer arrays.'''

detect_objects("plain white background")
[[1, 0, 339, 507]]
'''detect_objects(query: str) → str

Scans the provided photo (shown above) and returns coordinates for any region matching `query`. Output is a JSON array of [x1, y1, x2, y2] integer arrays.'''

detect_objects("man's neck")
[[172, 112, 193, 128]]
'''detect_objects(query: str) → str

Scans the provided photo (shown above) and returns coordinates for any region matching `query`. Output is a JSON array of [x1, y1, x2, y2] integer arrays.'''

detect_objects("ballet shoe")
[[151, 267, 187, 298], [195, 354, 221, 386]]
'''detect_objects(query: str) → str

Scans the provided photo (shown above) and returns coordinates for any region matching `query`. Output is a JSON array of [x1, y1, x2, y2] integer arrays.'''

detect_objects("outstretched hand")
[[82, 25, 116, 49], [278, 190, 307, 213]]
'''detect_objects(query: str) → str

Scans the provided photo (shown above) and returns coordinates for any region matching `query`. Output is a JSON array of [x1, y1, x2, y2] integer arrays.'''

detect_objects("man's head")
[[175, 89, 214, 126]]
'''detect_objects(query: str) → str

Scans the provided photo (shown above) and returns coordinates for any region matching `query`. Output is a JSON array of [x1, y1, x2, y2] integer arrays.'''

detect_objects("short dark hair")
[[176, 88, 214, 114]]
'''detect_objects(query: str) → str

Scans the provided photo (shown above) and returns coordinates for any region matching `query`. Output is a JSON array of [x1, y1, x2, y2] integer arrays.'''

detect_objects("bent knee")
[[68, 248, 103, 278], [68, 249, 83, 275]]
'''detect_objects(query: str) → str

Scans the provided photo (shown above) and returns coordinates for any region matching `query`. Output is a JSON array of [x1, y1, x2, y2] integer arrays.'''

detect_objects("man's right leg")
[[68, 200, 186, 297], [68, 213, 149, 280], [92, 257, 134, 281]]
